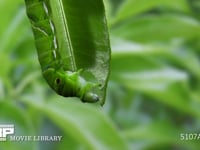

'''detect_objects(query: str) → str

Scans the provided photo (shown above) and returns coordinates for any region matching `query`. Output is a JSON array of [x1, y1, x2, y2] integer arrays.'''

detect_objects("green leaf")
[[110, 41, 200, 117], [111, 64, 200, 117], [22, 96, 129, 150], [111, 38, 200, 79], [112, 0, 190, 25], [0, 0, 24, 36], [25, 0, 111, 104], [0, 7, 29, 53], [0, 54, 12, 78], [103, 0, 112, 21], [111, 42, 165, 74], [123, 122, 200, 150], [57, 134, 83, 150], [0, 101, 37, 150], [111, 15, 200, 43]]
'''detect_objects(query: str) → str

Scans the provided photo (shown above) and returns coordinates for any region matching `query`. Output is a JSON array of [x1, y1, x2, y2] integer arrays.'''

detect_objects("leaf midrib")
[[57, 0, 77, 71]]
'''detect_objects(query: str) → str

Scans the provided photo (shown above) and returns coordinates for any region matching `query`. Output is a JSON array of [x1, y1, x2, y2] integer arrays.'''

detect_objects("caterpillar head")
[[42, 68, 99, 103]]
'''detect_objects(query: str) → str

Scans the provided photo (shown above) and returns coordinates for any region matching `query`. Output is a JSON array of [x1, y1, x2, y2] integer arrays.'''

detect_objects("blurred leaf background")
[[1, 0, 200, 149]]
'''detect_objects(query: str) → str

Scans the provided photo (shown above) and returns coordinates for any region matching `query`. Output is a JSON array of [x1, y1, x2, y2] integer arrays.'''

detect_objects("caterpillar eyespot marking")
[[43, 68, 99, 103], [55, 78, 61, 85]]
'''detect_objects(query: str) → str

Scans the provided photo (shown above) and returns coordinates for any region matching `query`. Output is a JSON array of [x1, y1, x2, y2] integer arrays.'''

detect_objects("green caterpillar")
[[43, 68, 99, 102], [24, 0, 109, 103]]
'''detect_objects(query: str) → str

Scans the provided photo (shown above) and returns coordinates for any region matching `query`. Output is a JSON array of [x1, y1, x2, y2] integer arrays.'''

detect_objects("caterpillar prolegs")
[[24, 0, 110, 103]]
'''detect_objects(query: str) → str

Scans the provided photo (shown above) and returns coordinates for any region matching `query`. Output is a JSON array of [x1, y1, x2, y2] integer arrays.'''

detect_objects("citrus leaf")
[[111, 15, 200, 43], [22, 97, 129, 150], [0, 101, 37, 150], [112, 0, 190, 24], [123, 122, 200, 150], [25, 0, 111, 105]]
